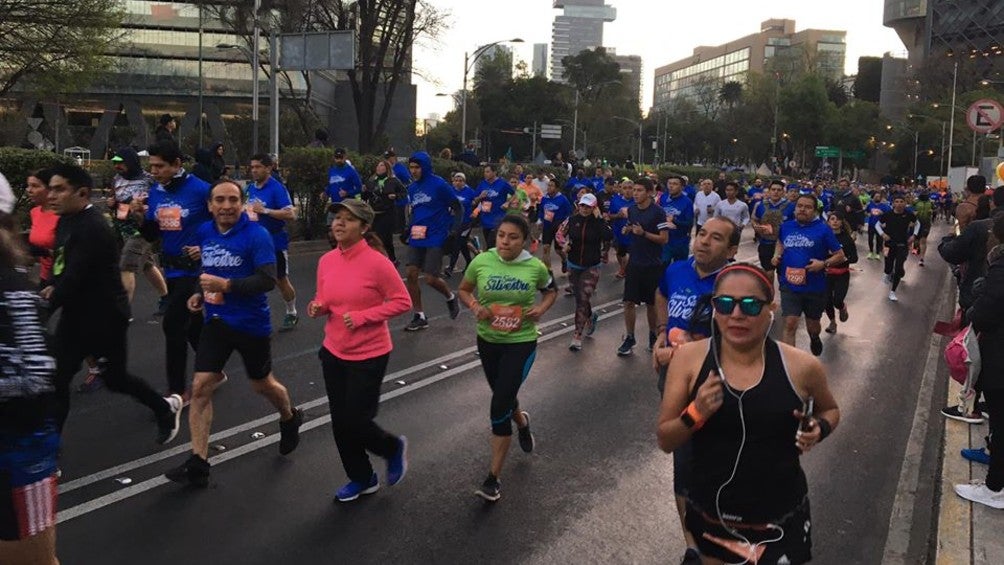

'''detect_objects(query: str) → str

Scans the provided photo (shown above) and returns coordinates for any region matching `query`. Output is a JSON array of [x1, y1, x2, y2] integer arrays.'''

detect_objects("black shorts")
[[406, 245, 445, 276], [194, 318, 273, 380], [918, 222, 931, 238], [542, 224, 558, 245], [614, 240, 630, 257], [780, 289, 827, 320], [276, 249, 289, 279], [623, 264, 663, 305], [758, 242, 777, 271], [672, 439, 693, 496], [686, 498, 812, 564]]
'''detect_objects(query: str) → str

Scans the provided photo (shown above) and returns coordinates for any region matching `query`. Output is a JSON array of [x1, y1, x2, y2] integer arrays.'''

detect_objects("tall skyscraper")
[[550, 0, 616, 83], [532, 43, 549, 78]]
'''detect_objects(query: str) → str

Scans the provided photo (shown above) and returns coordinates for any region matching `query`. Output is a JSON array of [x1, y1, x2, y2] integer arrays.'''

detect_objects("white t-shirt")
[[715, 199, 751, 227], [694, 191, 722, 225]]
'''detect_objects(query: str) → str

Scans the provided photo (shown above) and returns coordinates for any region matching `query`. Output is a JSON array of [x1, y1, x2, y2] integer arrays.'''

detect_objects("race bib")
[[157, 206, 183, 231], [489, 304, 523, 333], [544, 210, 555, 222], [481, 201, 493, 213], [204, 291, 225, 305], [245, 203, 259, 222], [871, 208, 882, 216], [785, 266, 807, 286], [410, 225, 428, 240], [116, 203, 131, 221]]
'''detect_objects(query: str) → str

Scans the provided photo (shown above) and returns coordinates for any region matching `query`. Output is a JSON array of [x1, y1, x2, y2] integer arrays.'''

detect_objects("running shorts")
[[120, 235, 155, 273], [0, 427, 59, 541], [194, 318, 273, 380], [780, 290, 827, 321], [276, 249, 290, 279], [623, 264, 663, 305], [406, 246, 445, 277], [686, 498, 812, 565]]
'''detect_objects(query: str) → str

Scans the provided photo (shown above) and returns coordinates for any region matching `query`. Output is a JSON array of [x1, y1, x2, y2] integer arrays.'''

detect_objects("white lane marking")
[[58, 297, 625, 495], [58, 307, 627, 523]]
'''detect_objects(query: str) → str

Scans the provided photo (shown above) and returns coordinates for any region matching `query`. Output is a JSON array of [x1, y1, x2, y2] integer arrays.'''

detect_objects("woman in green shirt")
[[458, 215, 557, 502]]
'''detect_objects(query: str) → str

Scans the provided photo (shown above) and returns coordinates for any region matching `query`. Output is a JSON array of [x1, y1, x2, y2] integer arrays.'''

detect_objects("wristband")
[[680, 402, 706, 431], [816, 418, 832, 441]]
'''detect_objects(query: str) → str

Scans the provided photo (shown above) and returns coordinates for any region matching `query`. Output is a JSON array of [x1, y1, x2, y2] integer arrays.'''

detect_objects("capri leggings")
[[867, 224, 881, 254], [476, 337, 537, 436]]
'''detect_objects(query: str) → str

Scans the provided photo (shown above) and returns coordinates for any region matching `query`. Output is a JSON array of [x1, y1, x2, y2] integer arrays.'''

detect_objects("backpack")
[[944, 323, 981, 413]]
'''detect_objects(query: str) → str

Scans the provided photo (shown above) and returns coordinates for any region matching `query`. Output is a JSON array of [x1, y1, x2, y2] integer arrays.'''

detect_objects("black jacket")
[[362, 174, 405, 213], [827, 230, 858, 269], [939, 208, 1003, 309], [565, 213, 613, 268], [972, 248, 1004, 390]]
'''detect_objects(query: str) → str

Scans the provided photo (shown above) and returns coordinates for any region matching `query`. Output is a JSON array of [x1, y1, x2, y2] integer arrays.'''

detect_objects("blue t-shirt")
[[246, 176, 293, 251], [564, 176, 593, 200], [683, 184, 697, 202], [657, 192, 694, 262], [408, 175, 458, 248], [197, 215, 276, 337], [326, 164, 362, 203], [539, 193, 572, 228], [454, 186, 477, 228], [753, 199, 795, 245], [627, 202, 669, 267], [145, 173, 212, 278], [591, 176, 606, 193], [608, 193, 633, 246], [866, 201, 892, 227], [475, 178, 514, 230], [658, 257, 720, 338], [778, 218, 843, 294]]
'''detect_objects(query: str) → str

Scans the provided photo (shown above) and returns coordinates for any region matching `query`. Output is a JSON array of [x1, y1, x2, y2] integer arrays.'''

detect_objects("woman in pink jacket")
[[307, 199, 412, 502]]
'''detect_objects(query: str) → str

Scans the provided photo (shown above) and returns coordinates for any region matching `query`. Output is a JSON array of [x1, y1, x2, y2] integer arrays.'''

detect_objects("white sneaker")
[[569, 336, 582, 351], [164, 394, 183, 413], [888, 291, 898, 302], [955, 481, 1004, 509]]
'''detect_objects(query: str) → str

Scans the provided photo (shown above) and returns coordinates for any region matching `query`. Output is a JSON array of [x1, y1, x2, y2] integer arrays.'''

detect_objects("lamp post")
[[909, 114, 948, 183], [612, 116, 643, 166], [461, 38, 523, 146]]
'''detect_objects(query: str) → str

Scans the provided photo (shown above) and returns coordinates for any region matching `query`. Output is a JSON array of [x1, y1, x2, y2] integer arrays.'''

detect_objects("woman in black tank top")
[[658, 263, 840, 565]]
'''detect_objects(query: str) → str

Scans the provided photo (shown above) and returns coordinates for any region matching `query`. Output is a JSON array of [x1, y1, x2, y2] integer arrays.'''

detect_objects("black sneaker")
[[278, 408, 303, 455], [839, 307, 849, 322], [810, 335, 823, 356], [617, 334, 636, 356], [515, 411, 534, 453], [446, 295, 460, 320], [165, 454, 210, 488], [474, 473, 501, 502], [941, 405, 985, 424], [156, 394, 183, 445], [647, 331, 657, 352], [404, 314, 429, 331], [680, 547, 701, 565], [154, 295, 169, 317]]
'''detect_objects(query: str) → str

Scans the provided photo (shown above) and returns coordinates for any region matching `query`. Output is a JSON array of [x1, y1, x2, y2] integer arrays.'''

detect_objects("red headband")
[[717, 264, 775, 300]]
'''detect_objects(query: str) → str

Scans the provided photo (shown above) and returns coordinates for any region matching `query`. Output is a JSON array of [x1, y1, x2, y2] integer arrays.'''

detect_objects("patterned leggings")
[[569, 266, 600, 335]]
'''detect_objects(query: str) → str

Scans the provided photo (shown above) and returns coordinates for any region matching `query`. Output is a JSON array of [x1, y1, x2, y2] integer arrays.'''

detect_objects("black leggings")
[[319, 348, 398, 483], [163, 276, 204, 395], [372, 211, 397, 262], [824, 272, 850, 320], [985, 389, 1004, 492], [884, 243, 908, 291], [868, 225, 881, 253], [476, 337, 537, 436], [448, 230, 473, 271]]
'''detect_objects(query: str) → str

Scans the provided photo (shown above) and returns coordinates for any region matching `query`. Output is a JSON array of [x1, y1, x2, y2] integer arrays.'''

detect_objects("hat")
[[0, 173, 13, 214], [452, 172, 466, 181], [578, 193, 598, 208], [384, 149, 396, 158], [330, 199, 374, 224], [333, 147, 347, 158], [111, 155, 124, 163]]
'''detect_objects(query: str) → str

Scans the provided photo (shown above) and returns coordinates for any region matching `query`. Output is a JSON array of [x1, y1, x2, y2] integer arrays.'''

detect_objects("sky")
[[412, 0, 906, 120]]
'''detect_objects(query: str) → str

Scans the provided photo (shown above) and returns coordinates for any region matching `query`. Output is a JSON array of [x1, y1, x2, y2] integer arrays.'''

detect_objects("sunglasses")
[[711, 295, 770, 317]]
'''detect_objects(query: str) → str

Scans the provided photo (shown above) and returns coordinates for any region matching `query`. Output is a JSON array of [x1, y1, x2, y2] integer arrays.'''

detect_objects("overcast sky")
[[412, 0, 906, 119]]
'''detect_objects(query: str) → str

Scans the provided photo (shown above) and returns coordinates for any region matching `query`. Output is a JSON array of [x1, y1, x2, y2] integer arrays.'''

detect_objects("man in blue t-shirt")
[[657, 175, 694, 265], [402, 151, 463, 331], [617, 176, 669, 356], [164, 180, 302, 488], [324, 148, 362, 231], [564, 168, 593, 201], [141, 140, 212, 399], [446, 172, 478, 275], [539, 178, 573, 273], [606, 179, 634, 278], [752, 179, 795, 282], [472, 163, 514, 250], [247, 154, 299, 331], [773, 194, 845, 356]]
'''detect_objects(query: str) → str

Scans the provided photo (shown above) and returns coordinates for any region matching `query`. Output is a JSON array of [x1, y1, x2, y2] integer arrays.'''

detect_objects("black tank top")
[[688, 336, 808, 523]]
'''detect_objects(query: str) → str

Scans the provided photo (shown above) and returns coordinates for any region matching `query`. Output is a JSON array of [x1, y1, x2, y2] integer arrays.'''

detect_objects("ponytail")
[[363, 231, 388, 257]]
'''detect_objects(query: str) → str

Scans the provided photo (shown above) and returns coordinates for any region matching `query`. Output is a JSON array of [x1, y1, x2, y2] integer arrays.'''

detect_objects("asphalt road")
[[54, 225, 953, 564]]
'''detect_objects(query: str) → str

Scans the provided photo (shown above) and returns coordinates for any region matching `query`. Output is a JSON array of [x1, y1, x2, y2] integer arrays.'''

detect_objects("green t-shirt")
[[913, 200, 933, 224], [506, 189, 529, 216], [464, 249, 552, 343]]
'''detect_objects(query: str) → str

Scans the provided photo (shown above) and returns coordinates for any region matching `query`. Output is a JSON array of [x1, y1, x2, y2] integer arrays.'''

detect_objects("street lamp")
[[612, 116, 643, 166], [461, 38, 523, 146], [909, 113, 949, 183]]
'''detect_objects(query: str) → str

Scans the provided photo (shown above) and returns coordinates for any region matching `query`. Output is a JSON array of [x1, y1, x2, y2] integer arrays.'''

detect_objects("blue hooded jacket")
[[406, 151, 460, 248]]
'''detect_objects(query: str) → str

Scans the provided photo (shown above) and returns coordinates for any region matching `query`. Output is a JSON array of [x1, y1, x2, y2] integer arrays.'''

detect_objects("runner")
[[457, 215, 557, 502], [402, 151, 463, 331], [26, 170, 57, 288], [362, 159, 406, 266], [713, 181, 750, 228], [564, 168, 593, 201], [823, 214, 858, 334], [473, 164, 514, 249], [165, 180, 302, 487], [651, 216, 739, 565], [832, 178, 864, 233], [306, 199, 412, 502], [606, 179, 634, 279], [912, 190, 934, 267], [657, 262, 840, 565], [247, 154, 300, 331], [41, 163, 181, 442], [140, 140, 212, 401], [864, 191, 891, 260], [658, 175, 695, 267], [564, 193, 612, 351], [445, 172, 478, 277], [619, 177, 669, 356], [751, 180, 794, 284], [324, 148, 363, 246], [876, 193, 919, 302], [773, 194, 846, 355], [538, 178, 573, 273], [693, 179, 721, 235], [0, 174, 60, 564]]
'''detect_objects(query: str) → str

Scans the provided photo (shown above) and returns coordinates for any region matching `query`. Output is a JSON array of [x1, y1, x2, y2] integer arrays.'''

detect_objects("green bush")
[[0, 148, 75, 212]]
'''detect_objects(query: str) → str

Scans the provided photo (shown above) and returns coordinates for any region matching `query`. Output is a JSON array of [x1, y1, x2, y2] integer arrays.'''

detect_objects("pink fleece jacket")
[[313, 240, 412, 361]]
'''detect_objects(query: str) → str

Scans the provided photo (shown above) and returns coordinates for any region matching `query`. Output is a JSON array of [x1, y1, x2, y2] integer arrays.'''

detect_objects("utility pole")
[[947, 61, 957, 178], [251, 0, 261, 155]]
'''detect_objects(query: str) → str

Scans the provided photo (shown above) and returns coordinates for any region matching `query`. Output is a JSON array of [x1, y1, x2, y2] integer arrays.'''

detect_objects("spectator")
[[155, 114, 177, 144], [191, 148, 215, 184], [457, 144, 480, 168], [209, 142, 227, 181], [308, 129, 329, 148]]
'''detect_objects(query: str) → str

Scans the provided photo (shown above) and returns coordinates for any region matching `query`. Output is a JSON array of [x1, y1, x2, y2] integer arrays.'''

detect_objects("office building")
[[532, 43, 549, 78], [550, 0, 616, 83], [612, 54, 643, 106], [651, 19, 846, 110]]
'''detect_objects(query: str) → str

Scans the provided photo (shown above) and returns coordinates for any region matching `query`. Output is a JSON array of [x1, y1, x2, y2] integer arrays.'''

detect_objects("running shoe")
[[156, 394, 183, 445], [962, 447, 990, 465], [825, 320, 837, 334], [386, 436, 408, 486], [474, 474, 501, 502], [839, 307, 849, 322], [516, 411, 534, 453], [883, 274, 891, 284], [888, 290, 898, 302], [335, 473, 380, 502], [564, 286, 574, 296], [680, 548, 702, 565], [77, 370, 104, 393], [810, 335, 823, 356], [404, 314, 429, 331], [941, 405, 985, 424], [155, 295, 169, 317], [569, 336, 582, 351], [954, 480, 1004, 509], [279, 313, 299, 332], [647, 331, 657, 352], [165, 454, 210, 488], [617, 334, 636, 356], [585, 312, 599, 337], [278, 408, 303, 455], [447, 295, 460, 320], [919, 259, 925, 267]]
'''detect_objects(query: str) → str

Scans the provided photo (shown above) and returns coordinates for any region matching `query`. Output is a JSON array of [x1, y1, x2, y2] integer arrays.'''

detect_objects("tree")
[[825, 77, 849, 107], [718, 81, 743, 109], [560, 47, 621, 92], [853, 56, 882, 102], [0, 0, 125, 97]]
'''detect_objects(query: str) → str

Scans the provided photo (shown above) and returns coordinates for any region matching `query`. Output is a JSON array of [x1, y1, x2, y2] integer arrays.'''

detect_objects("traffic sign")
[[815, 146, 840, 158], [540, 124, 562, 140], [966, 99, 1004, 134]]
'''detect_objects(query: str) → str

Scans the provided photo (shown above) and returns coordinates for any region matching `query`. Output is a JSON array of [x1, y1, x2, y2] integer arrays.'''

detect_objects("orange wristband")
[[682, 402, 706, 431]]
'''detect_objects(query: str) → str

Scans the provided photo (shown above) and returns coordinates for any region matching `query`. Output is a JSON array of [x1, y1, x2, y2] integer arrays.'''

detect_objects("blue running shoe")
[[335, 473, 380, 502], [585, 312, 599, 337], [962, 447, 990, 465], [387, 436, 408, 486]]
